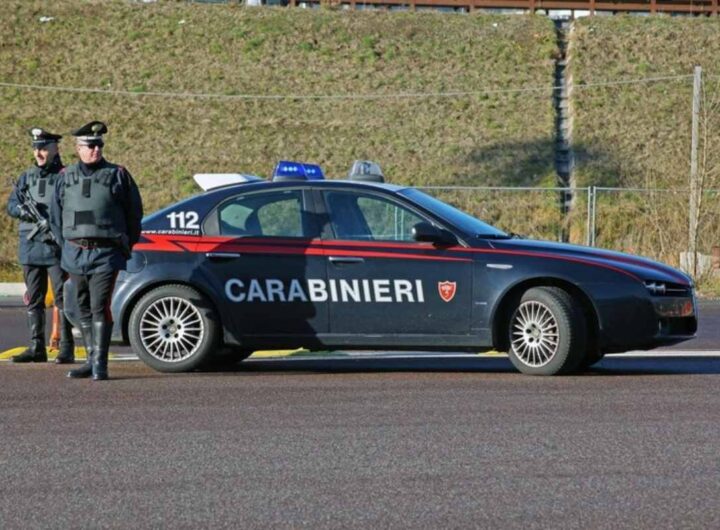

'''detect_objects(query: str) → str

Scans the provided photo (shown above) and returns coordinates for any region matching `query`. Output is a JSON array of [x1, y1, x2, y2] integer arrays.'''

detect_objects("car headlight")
[[645, 281, 666, 295], [643, 281, 691, 297], [644, 281, 695, 317]]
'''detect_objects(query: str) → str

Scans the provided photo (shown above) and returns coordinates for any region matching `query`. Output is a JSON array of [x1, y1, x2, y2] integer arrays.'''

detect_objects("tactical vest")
[[61, 163, 127, 240], [19, 165, 59, 233]]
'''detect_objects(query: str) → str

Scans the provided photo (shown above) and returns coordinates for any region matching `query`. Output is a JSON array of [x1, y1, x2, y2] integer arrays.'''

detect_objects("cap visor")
[[77, 140, 104, 147]]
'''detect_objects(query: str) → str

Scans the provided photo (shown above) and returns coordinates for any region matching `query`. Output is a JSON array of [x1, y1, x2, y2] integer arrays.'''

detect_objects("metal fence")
[[420, 186, 720, 275]]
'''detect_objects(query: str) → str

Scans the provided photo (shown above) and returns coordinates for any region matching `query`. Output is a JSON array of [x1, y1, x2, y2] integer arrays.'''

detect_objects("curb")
[[0, 283, 25, 297]]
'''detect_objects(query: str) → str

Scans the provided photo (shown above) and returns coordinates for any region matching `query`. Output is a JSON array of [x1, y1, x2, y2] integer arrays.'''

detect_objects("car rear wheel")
[[129, 284, 220, 372], [507, 287, 586, 376]]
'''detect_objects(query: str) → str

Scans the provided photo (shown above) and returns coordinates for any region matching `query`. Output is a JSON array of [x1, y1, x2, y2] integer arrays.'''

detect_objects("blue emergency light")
[[272, 160, 325, 182]]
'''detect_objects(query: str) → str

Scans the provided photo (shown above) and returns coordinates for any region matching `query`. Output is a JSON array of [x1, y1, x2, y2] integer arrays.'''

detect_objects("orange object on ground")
[[47, 278, 59, 349], [49, 306, 60, 349]]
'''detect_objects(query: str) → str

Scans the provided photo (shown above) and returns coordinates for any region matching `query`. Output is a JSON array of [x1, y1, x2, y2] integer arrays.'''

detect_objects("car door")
[[198, 188, 327, 345], [319, 188, 473, 340]]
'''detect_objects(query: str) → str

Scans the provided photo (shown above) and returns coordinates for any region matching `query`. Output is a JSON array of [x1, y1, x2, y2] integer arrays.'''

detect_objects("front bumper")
[[651, 294, 697, 345], [598, 290, 698, 353]]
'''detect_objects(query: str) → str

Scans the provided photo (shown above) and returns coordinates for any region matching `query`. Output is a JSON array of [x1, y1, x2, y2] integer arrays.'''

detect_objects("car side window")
[[216, 190, 305, 237], [325, 191, 426, 242]]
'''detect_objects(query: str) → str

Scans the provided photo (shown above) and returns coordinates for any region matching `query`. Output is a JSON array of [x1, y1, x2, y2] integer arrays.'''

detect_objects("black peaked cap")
[[28, 127, 62, 148], [71, 121, 108, 143]]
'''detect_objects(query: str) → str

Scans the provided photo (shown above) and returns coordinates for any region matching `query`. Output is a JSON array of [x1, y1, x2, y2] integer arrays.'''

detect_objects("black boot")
[[91, 320, 111, 381], [55, 310, 76, 364], [67, 321, 93, 378], [12, 310, 47, 363]]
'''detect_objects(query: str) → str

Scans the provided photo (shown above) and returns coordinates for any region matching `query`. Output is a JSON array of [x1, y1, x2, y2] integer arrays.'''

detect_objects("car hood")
[[485, 238, 692, 287]]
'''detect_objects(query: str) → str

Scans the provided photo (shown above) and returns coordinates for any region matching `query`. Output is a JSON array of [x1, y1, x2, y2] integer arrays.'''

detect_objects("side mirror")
[[412, 222, 458, 246]]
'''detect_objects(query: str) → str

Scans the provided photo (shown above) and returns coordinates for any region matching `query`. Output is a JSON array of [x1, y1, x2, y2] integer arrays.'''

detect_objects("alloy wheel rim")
[[139, 296, 204, 362], [510, 301, 559, 367]]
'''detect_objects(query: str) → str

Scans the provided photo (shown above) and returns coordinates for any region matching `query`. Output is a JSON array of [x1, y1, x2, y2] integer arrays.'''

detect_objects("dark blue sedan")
[[107, 161, 697, 375]]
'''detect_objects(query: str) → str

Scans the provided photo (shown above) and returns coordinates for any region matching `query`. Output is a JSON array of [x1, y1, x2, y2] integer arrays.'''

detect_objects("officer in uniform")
[[6, 128, 75, 364], [50, 121, 143, 381]]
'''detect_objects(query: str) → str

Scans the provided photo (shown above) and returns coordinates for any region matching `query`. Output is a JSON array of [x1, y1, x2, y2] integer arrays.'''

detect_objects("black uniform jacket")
[[5, 157, 63, 266], [50, 159, 143, 275]]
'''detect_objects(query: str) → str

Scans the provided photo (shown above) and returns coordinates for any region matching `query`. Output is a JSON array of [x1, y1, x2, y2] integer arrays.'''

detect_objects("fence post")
[[586, 186, 592, 246], [590, 186, 597, 247], [688, 66, 702, 278]]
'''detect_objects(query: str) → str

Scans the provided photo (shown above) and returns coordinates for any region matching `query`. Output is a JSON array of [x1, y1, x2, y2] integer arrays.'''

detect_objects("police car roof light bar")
[[347, 160, 384, 183], [272, 160, 325, 182], [193, 173, 263, 191]]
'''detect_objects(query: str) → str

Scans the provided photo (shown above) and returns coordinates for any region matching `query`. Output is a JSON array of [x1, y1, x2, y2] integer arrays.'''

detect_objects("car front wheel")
[[129, 284, 220, 372], [507, 287, 586, 376]]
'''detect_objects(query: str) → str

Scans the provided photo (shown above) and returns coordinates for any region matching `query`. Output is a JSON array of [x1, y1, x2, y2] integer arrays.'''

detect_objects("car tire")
[[129, 284, 221, 373], [507, 287, 586, 376], [202, 347, 253, 370]]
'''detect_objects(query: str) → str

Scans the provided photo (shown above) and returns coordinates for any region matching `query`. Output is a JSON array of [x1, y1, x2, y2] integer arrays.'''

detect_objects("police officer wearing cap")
[[6, 128, 75, 364], [50, 121, 143, 381]]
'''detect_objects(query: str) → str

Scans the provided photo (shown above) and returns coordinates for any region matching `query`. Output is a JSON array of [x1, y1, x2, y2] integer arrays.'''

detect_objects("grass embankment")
[[569, 16, 720, 275], [0, 1, 557, 280]]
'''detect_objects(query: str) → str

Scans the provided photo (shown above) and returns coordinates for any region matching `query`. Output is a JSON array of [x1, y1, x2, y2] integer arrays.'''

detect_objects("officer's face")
[[76, 143, 103, 164], [33, 143, 58, 167]]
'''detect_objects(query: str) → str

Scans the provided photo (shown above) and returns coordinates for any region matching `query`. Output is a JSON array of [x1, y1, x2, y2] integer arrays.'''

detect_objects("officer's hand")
[[17, 205, 34, 222]]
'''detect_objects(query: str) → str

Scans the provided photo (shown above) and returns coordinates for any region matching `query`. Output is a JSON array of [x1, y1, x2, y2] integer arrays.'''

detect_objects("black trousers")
[[69, 271, 118, 323], [23, 264, 67, 312]]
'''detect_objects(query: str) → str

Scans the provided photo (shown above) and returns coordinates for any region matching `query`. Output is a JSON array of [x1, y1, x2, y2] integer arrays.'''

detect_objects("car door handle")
[[205, 252, 242, 259], [328, 256, 365, 264]]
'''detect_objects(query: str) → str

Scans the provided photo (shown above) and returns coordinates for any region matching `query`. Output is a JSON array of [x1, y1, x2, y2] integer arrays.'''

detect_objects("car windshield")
[[400, 188, 509, 238]]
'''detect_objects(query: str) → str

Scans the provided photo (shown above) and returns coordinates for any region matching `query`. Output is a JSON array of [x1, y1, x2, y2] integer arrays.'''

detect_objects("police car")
[[110, 160, 697, 376]]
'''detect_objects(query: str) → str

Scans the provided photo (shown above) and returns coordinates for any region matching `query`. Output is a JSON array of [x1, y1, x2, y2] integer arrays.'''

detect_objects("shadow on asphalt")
[[196, 355, 720, 376], [589, 356, 720, 376]]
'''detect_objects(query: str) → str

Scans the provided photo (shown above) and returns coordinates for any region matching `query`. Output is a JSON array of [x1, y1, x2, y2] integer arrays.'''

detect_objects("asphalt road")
[[1, 357, 720, 528], [1, 300, 719, 528]]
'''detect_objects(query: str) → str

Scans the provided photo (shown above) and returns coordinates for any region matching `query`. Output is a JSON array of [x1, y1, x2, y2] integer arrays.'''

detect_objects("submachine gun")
[[12, 178, 58, 246]]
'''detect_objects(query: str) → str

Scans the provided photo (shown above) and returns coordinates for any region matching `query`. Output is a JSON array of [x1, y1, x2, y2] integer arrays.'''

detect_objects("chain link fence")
[[421, 186, 720, 277]]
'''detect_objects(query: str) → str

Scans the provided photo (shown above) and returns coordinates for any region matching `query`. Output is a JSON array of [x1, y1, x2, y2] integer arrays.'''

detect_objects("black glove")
[[17, 205, 34, 222]]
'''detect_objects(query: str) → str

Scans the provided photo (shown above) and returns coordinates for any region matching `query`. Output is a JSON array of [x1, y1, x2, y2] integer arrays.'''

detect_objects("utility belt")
[[68, 238, 120, 250]]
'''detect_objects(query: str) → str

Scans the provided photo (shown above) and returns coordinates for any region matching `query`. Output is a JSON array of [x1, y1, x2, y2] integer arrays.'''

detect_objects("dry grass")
[[569, 16, 720, 270]]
